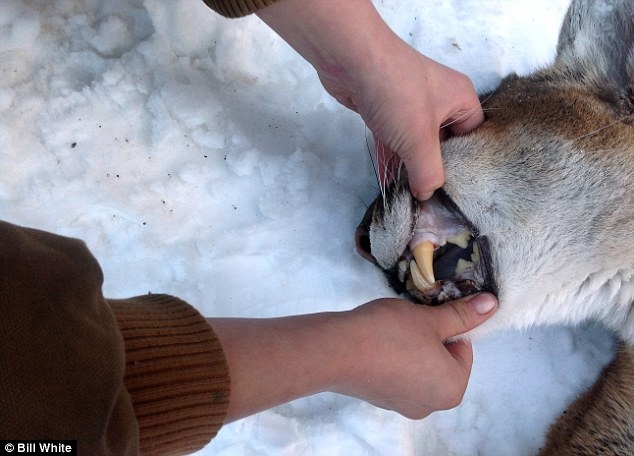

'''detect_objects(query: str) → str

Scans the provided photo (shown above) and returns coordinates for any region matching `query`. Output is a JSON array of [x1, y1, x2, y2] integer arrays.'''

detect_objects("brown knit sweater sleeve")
[[109, 295, 230, 455], [201, 0, 278, 18], [0, 220, 230, 455]]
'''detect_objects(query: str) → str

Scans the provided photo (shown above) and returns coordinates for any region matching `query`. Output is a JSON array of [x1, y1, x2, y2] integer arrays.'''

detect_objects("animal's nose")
[[355, 216, 376, 264]]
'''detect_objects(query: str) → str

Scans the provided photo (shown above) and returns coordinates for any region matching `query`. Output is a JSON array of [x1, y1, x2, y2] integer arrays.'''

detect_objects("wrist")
[[257, 0, 398, 92], [320, 308, 382, 400]]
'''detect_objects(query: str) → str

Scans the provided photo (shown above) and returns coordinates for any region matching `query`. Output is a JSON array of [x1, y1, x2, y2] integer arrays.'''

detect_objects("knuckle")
[[445, 300, 472, 331]]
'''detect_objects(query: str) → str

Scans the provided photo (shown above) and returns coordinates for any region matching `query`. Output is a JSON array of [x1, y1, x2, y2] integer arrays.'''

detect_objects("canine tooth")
[[412, 241, 435, 286], [410, 260, 435, 291]]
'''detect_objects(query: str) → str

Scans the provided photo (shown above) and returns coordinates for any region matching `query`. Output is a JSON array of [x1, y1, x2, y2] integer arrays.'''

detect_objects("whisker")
[[565, 114, 634, 145], [376, 139, 389, 206], [364, 129, 393, 208], [365, 128, 380, 188], [440, 93, 497, 130], [479, 91, 495, 105], [357, 194, 370, 210]]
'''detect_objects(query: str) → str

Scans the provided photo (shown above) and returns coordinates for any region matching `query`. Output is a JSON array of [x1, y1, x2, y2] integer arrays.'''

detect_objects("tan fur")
[[356, 1, 634, 453], [540, 345, 634, 455]]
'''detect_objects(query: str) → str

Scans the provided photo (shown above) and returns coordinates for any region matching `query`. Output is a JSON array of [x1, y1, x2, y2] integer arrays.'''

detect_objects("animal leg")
[[539, 343, 634, 456]]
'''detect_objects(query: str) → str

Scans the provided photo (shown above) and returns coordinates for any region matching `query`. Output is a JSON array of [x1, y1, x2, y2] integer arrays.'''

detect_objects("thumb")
[[433, 292, 498, 339]]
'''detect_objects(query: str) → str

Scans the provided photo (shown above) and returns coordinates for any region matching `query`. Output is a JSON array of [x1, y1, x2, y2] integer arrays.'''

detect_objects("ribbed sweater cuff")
[[201, 0, 278, 18], [108, 294, 230, 455]]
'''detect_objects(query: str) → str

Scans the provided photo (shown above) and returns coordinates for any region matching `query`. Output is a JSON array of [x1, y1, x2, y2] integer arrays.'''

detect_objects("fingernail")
[[470, 293, 497, 315]]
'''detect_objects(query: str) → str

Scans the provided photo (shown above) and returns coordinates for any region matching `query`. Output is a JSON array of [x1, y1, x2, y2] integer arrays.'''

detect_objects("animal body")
[[355, 0, 634, 453]]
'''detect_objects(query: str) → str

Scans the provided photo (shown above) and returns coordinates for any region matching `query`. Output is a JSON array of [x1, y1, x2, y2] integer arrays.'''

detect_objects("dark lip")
[[471, 235, 498, 297], [434, 188, 498, 292]]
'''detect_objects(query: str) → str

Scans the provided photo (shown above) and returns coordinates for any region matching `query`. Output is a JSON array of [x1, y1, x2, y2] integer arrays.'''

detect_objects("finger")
[[374, 138, 401, 189], [401, 133, 445, 201], [433, 292, 498, 339], [442, 73, 484, 136], [445, 102, 484, 136]]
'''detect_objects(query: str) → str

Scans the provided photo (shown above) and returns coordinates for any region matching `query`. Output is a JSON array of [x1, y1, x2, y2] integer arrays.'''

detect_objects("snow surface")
[[0, 0, 616, 455]]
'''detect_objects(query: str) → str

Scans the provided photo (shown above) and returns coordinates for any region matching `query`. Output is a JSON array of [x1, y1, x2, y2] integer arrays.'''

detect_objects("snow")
[[0, 0, 616, 454]]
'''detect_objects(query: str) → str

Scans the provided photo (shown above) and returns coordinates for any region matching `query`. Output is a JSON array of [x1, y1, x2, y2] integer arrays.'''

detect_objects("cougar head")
[[355, 171, 497, 307], [356, 0, 634, 340]]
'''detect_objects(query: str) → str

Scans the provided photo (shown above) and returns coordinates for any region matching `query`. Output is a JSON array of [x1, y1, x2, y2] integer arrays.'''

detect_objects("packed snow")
[[0, 0, 616, 455]]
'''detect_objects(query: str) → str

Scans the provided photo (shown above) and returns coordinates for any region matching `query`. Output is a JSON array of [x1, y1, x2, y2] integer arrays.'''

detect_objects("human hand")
[[331, 293, 497, 419], [320, 47, 483, 201], [209, 292, 496, 422], [258, 0, 484, 200]]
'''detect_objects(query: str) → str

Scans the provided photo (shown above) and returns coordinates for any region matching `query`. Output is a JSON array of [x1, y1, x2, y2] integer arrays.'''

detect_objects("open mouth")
[[356, 189, 496, 306]]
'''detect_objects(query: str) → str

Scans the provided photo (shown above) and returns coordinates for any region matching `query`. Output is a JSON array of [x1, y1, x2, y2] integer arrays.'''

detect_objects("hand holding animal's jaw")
[[209, 293, 497, 422], [258, 0, 483, 201]]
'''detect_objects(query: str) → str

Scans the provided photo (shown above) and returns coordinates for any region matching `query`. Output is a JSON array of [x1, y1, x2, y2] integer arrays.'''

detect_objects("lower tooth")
[[412, 241, 436, 285], [410, 259, 435, 291], [455, 259, 473, 275], [398, 260, 408, 282]]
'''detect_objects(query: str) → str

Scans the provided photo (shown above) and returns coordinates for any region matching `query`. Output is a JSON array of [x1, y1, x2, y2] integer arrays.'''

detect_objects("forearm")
[[257, 0, 400, 91], [208, 311, 360, 422]]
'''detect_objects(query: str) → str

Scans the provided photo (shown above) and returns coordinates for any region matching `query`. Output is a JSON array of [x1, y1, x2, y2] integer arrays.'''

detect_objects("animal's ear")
[[554, 0, 634, 91]]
